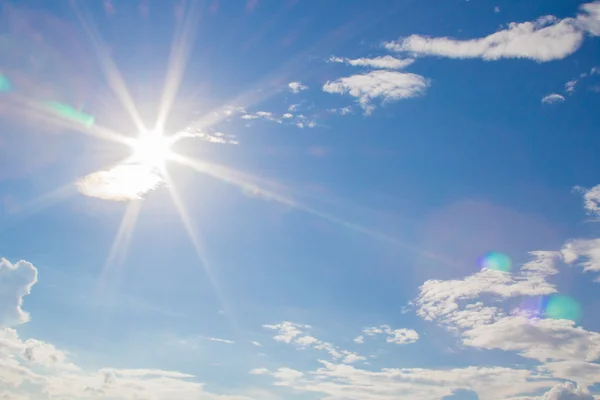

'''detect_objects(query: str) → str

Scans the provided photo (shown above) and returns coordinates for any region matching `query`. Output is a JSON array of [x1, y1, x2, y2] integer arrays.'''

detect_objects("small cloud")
[[288, 104, 300, 112], [199, 336, 235, 344], [328, 106, 353, 115], [329, 55, 415, 70], [323, 70, 429, 114], [565, 79, 578, 94], [354, 336, 364, 344], [178, 130, 238, 145], [541, 93, 566, 104], [288, 82, 308, 94], [494, 6, 500, 13], [283, 113, 293, 118], [251, 341, 263, 347], [249, 368, 270, 375], [77, 164, 163, 201], [591, 66, 600, 75]]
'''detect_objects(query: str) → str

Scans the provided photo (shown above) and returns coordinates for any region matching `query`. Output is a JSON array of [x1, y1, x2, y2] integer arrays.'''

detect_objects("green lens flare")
[[0, 74, 12, 92], [480, 252, 512, 272], [544, 294, 582, 323], [44, 101, 95, 127]]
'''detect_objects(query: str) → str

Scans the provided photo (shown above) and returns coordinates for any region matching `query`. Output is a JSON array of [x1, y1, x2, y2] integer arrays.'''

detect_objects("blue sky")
[[1, 0, 600, 399]]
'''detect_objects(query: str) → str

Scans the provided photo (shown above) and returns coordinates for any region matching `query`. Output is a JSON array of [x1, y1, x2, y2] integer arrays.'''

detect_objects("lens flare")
[[0, 74, 12, 92], [543, 294, 582, 323], [479, 251, 512, 272], [44, 101, 95, 127]]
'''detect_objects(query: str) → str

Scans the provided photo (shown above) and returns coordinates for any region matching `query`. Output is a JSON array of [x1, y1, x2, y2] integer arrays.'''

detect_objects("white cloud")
[[264, 360, 557, 400], [263, 322, 309, 344], [251, 341, 262, 347], [288, 82, 308, 94], [540, 361, 600, 388], [494, 6, 501, 13], [0, 258, 37, 326], [462, 316, 600, 362], [264, 322, 365, 364], [416, 251, 558, 326], [242, 111, 282, 123], [360, 325, 419, 345], [542, 94, 566, 104], [328, 106, 353, 115], [323, 70, 429, 114], [177, 130, 238, 145], [249, 368, 270, 375], [574, 185, 600, 216], [385, 2, 600, 63], [565, 79, 578, 93], [353, 336, 364, 344], [561, 238, 600, 274], [329, 55, 415, 70], [77, 164, 163, 201], [199, 336, 235, 344], [539, 382, 594, 399]]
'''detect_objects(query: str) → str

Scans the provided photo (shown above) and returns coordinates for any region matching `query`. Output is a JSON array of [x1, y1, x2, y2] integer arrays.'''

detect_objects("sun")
[[128, 132, 175, 169]]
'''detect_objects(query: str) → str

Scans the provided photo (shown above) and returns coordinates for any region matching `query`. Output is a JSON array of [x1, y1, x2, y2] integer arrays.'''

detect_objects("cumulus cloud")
[[385, 1, 600, 62], [288, 82, 308, 93], [76, 164, 163, 201], [542, 94, 566, 104], [329, 55, 415, 70], [323, 70, 429, 114], [539, 382, 594, 399], [0, 258, 262, 400], [565, 79, 578, 94], [0, 258, 37, 326]]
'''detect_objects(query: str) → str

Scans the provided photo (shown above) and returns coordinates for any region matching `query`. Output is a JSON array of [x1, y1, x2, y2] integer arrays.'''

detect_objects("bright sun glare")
[[129, 132, 174, 169]]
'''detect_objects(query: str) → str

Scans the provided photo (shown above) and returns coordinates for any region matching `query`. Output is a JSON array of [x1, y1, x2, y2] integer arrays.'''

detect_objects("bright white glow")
[[130, 132, 174, 169], [77, 164, 164, 201]]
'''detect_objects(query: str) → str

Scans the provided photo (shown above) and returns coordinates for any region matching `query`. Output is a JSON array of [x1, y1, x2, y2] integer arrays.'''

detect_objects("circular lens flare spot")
[[480, 252, 512, 272], [544, 294, 582, 323]]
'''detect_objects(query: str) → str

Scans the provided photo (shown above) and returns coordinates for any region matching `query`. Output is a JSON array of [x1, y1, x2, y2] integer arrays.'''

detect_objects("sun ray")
[[98, 200, 143, 294], [71, 1, 147, 134], [154, 1, 202, 133], [161, 167, 238, 330], [3, 95, 130, 145], [173, 154, 459, 269]]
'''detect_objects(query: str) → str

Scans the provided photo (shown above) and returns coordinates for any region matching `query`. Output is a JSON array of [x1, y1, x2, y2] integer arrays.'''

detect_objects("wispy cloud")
[[329, 55, 414, 70], [541, 93, 565, 104], [264, 322, 365, 364], [323, 70, 429, 114], [199, 336, 235, 344], [385, 2, 600, 62], [361, 325, 419, 345], [288, 82, 308, 94]]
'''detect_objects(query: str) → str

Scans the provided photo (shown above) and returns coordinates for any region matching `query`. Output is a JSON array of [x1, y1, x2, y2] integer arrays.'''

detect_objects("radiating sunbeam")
[[173, 154, 459, 269], [0, 182, 78, 233], [161, 167, 238, 330], [4, 95, 130, 145], [98, 200, 142, 294], [71, 1, 147, 134], [154, 1, 202, 133]]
